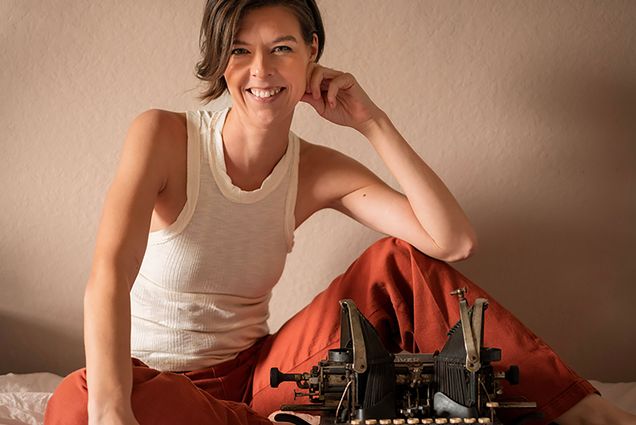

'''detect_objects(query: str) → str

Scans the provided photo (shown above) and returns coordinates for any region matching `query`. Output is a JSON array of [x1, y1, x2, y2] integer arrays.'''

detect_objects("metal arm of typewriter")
[[341, 299, 368, 373], [451, 288, 537, 416], [450, 287, 486, 373]]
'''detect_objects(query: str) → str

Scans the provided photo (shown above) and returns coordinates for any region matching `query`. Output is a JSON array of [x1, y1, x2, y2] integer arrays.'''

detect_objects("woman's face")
[[223, 6, 318, 124]]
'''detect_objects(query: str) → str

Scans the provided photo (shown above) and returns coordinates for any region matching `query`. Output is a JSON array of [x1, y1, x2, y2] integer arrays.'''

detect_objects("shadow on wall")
[[0, 312, 84, 376], [458, 65, 636, 381]]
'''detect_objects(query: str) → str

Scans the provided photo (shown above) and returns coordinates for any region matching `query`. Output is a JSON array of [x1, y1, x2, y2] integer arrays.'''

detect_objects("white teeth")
[[249, 87, 282, 98]]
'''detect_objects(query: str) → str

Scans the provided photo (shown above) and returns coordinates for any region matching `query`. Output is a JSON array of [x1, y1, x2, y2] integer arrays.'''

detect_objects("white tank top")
[[130, 107, 299, 371]]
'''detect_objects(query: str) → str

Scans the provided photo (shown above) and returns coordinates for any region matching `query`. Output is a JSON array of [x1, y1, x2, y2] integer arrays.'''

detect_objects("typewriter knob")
[[270, 368, 304, 388], [505, 365, 520, 385]]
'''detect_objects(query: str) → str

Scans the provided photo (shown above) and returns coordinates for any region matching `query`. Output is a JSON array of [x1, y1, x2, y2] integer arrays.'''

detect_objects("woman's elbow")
[[442, 235, 478, 263]]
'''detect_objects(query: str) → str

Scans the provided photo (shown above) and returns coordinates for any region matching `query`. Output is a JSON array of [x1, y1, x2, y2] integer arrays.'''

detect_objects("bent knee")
[[44, 368, 88, 425]]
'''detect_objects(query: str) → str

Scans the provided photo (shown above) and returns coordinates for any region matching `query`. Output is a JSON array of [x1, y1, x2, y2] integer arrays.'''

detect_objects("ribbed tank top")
[[130, 107, 299, 372]]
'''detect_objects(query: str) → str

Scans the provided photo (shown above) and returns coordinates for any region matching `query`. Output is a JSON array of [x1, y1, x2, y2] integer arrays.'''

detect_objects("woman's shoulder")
[[296, 137, 379, 215], [130, 108, 186, 137], [299, 138, 362, 174], [300, 138, 340, 161], [119, 109, 189, 177], [126, 109, 188, 154]]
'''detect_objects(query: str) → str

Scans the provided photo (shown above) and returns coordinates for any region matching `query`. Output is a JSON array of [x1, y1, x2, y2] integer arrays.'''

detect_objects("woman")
[[45, 1, 635, 425]]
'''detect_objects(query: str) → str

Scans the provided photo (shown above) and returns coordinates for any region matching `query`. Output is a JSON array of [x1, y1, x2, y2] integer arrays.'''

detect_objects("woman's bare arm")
[[301, 65, 477, 262], [338, 113, 477, 262], [84, 109, 175, 423], [299, 140, 475, 263]]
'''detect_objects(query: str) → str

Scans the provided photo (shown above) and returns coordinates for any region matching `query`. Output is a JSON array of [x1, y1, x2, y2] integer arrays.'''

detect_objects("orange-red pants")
[[45, 238, 596, 425]]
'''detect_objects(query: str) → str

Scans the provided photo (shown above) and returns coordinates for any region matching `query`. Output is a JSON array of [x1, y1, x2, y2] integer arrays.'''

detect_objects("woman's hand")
[[301, 63, 385, 136]]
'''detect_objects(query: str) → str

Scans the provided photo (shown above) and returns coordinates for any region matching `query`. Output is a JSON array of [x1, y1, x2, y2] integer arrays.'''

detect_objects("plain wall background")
[[1, 1, 634, 381]]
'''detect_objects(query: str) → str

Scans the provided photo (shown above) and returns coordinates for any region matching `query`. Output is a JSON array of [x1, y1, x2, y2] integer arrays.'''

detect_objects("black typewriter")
[[270, 288, 538, 425]]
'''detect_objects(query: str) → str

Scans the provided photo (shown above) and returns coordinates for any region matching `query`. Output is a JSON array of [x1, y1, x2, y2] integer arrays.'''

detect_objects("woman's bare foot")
[[555, 394, 636, 424]]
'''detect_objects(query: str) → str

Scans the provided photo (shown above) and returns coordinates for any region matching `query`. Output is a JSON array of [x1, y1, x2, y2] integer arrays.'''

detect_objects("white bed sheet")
[[0, 373, 61, 425], [0, 373, 634, 425]]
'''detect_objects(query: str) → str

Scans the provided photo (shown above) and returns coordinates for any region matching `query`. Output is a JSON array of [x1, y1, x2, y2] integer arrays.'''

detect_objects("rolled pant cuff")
[[541, 379, 599, 424]]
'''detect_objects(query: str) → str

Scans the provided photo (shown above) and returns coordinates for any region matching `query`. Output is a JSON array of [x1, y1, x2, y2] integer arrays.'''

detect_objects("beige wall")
[[1, 1, 634, 382]]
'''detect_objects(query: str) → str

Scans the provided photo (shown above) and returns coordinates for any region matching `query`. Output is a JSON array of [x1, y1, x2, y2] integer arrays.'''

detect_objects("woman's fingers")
[[302, 65, 380, 129], [326, 72, 355, 107], [307, 64, 344, 101], [310, 66, 329, 100]]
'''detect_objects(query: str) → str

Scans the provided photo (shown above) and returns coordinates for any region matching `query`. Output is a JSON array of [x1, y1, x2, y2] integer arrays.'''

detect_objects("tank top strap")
[[284, 131, 299, 252], [146, 111, 201, 244], [198, 109, 215, 166]]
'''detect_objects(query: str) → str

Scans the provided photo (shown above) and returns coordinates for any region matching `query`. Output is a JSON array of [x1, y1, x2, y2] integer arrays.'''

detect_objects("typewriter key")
[[450, 419, 463, 424], [421, 419, 434, 424], [406, 419, 420, 424], [380, 420, 392, 424], [477, 419, 491, 424], [350, 420, 361, 425], [463, 420, 476, 424], [392, 420, 406, 424], [365, 420, 378, 424], [435, 419, 449, 424]]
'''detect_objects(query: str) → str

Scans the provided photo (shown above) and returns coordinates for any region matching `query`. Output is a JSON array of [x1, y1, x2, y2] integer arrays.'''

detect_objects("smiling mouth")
[[246, 87, 285, 99]]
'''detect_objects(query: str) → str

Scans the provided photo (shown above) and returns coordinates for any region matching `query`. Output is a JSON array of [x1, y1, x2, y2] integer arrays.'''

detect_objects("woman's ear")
[[309, 32, 319, 62]]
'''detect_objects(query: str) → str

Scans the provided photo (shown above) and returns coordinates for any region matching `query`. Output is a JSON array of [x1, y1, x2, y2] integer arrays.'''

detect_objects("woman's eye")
[[231, 48, 248, 55], [273, 46, 292, 53]]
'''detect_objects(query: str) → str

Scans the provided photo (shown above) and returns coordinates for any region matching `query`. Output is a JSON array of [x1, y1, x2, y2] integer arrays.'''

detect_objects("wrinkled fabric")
[[45, 237, 596, 425]]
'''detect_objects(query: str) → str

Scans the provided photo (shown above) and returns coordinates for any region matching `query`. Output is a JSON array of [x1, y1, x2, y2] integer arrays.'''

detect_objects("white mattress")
[[0, 373, 634, 425]]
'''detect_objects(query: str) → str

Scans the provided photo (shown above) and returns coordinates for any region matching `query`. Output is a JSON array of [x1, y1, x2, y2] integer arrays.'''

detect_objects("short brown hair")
[[195, 0, 325, 104]]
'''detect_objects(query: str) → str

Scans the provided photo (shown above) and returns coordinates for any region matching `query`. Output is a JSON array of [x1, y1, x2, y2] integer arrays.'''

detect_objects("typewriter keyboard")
[[348, 418, 493, 424]]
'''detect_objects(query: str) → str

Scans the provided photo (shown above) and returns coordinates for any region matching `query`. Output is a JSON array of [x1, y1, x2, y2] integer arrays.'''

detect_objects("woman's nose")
[[250, 52, 273, 77]]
